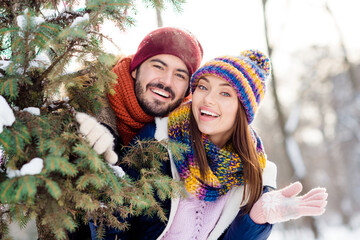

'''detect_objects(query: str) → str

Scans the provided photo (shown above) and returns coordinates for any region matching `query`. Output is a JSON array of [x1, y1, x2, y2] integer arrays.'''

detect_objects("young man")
[[78, 27, 203, 164], [75, 27, 204, 239]]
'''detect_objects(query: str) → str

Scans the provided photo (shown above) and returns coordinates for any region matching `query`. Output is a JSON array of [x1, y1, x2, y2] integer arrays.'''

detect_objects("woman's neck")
[[209, 134, 231, 148]]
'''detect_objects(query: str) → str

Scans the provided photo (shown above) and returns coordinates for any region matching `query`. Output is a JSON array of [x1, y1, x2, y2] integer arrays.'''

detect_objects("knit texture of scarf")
[[168, 102, 267, 202], [108, 56, 154, 146]]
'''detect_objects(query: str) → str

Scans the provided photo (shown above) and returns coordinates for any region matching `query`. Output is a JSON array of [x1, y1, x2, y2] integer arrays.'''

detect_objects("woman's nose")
[[203, 91, 216, 105]]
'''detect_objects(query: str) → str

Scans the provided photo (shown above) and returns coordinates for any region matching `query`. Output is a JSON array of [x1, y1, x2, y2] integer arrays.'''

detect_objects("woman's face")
[[192, 75, 239, 148]]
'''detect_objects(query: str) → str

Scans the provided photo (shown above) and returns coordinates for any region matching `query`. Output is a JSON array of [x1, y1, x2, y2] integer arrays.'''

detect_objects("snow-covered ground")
[[269, 224, 360, 240], [268, 213, 360, 240], [8, 220, 360, 240]]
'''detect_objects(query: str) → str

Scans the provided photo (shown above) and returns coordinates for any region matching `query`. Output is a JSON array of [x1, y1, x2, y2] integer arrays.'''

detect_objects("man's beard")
[[134, 72, 184, 117]]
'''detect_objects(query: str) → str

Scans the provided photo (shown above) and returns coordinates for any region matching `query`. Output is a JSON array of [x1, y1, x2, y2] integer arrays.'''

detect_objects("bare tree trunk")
[[261, 0, 305, 180], [325, 0, 359, 225], [261, 0, 319, 237], [325, 1, 358, 92], [156, 7, 163, 27]]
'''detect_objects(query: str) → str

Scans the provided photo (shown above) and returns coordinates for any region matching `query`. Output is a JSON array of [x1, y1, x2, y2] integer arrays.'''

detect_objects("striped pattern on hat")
[[190, 49, 271, 124]]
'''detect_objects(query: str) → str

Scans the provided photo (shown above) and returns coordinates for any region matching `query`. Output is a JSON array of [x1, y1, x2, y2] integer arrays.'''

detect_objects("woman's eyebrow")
[[199, 77, 209, 82], [200, 77, 231, 87], [220, 82, 232, 87]]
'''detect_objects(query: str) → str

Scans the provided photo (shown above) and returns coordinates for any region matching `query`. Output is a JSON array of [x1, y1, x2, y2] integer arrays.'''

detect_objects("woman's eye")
[[221, 92, 230, 97], [198, 85, 207, 90]]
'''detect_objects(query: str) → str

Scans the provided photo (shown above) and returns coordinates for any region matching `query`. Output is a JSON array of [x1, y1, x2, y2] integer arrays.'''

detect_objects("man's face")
[[132, 54, 190, 117]]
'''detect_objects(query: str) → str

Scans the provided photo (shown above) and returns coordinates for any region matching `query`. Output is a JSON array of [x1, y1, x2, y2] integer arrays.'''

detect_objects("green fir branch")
[[0, 178, 17, 202], [37, 176, 62, 199], [0, 128, 12, 150], [73, 142, 106, 172], [37, 40, 76, 83], [76, 173, 106, 190], [0, 77, 18, 98], [44, 155, 77, 176], [43, 138, 66, 156], [0, 0, 188, 238], [14, 176, 38, 202], [11, 121, 31, 156], [62, 213, 78, 233], [10, 204, 32, 230], [141, 0, 185, 12], [75, 193, 101, 212], [0, 27, 18, 37]]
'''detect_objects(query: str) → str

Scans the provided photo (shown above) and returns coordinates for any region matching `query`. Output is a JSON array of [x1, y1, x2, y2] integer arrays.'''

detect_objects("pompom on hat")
[[190, 49, 271, 124], [130, 27, 203, 77]]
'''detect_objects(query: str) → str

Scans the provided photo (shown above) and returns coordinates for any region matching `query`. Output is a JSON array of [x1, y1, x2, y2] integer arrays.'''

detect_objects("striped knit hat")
[[190, 50, 271, 124]]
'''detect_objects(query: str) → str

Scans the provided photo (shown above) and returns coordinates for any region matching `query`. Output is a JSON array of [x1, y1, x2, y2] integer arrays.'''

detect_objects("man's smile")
[[150, 88, 171, 98]]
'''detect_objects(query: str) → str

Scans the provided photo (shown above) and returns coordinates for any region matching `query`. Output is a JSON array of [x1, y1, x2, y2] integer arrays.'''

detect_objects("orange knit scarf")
[[108, 56, 154, 146]]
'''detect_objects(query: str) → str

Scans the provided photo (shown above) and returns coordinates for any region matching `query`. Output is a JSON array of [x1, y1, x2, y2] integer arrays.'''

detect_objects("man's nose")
[[159, 71, 173, 86]]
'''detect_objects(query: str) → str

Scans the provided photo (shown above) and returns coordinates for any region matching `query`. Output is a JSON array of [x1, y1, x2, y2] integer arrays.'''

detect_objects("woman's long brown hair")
[[189, 100, 263, 214]]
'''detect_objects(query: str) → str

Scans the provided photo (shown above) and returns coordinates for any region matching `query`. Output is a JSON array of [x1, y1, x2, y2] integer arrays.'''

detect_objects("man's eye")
[[153, 65, 163, 70], [176, 73, 186, 80]]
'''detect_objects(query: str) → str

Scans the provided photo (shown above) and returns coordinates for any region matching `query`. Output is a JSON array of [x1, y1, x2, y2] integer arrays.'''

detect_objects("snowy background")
[[98, 1, 360, 239], [4, 0, 360, 239]]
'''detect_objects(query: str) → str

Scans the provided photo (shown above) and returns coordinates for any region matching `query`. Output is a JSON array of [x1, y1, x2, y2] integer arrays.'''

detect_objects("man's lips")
[[150, 88, 170, 98]]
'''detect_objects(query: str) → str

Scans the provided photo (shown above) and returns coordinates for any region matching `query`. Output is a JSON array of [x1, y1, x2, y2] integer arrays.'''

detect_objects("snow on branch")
[[0, 95, 15, 133], [70, 13, 89, 28], [16, 9, 45, 30], [7, 158, 44, 178]]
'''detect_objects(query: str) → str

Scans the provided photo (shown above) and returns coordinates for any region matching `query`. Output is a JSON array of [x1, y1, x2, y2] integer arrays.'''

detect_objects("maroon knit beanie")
[[129, 27, 203, 77]]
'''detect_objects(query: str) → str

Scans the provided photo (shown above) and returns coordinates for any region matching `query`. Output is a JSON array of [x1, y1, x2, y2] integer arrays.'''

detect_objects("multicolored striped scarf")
[[168, 102, 267, 202]]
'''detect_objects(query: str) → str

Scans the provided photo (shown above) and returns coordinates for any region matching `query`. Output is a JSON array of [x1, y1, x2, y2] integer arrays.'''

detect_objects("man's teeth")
[[152, 89, 170, 98], [201, 109, 219, 117]]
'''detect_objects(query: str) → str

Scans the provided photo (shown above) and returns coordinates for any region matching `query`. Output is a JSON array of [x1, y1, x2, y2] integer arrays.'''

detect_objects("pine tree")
[[0, 1, 185, 239]]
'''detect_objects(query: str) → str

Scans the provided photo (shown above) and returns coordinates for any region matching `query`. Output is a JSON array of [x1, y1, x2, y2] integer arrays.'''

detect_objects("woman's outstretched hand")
[[249, 182, 328, 224]]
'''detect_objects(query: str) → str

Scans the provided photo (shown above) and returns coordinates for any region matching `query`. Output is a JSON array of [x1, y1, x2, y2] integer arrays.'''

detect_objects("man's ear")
[[131, 69, 137, 79]]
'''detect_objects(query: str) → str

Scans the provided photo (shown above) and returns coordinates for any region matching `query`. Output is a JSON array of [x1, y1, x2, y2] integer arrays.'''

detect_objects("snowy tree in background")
[[0, 1, 185, 239]]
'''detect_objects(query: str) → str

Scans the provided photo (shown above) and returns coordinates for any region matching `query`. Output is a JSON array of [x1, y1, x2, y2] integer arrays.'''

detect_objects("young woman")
[[158, 50, 328, 239]]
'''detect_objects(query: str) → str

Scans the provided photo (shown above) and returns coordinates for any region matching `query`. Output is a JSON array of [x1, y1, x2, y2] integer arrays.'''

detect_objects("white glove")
[[250, 182, 328, 224], [75, 112, 118, 165]]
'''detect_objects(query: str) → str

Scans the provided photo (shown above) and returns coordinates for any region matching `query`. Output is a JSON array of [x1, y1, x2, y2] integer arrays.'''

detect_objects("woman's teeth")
[[200, 109, 219, 117]]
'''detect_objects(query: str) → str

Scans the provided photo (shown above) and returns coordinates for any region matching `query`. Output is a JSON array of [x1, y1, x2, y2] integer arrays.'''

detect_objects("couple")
[[77, 27, 327, 240]]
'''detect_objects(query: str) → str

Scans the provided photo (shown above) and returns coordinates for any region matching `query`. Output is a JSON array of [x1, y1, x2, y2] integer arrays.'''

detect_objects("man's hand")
[[76, 112, 118, 165], [250, 181, 328, 224]]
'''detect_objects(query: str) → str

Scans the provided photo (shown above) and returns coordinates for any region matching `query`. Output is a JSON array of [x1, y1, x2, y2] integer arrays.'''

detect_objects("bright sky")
[[99, 0, 360, 112], [101, 0, 360, 64]]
